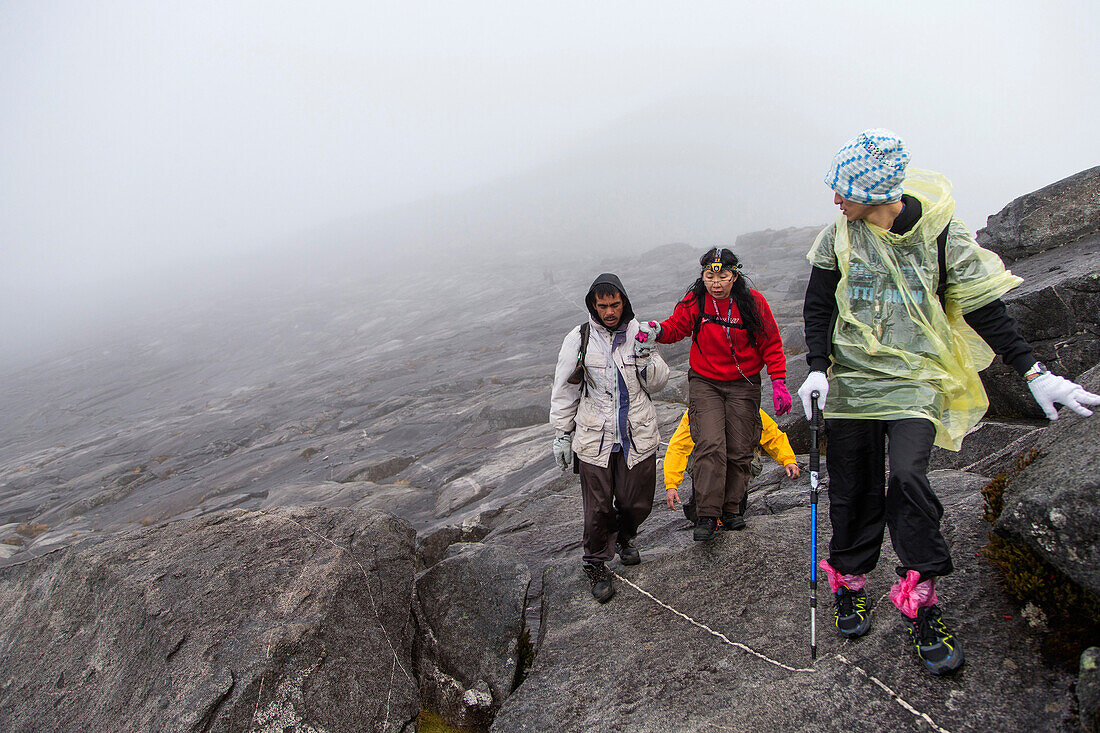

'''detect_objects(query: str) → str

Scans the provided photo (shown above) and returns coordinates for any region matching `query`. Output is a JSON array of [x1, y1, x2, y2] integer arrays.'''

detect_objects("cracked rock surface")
[[0, 507, 420, 732]]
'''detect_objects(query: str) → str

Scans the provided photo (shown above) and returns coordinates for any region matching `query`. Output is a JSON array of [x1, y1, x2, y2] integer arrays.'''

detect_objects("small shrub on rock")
[[982, 449, 1100, 668]]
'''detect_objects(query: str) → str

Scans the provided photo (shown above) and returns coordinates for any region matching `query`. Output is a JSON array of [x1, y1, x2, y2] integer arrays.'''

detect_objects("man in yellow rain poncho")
[[797, 129, 1100, 676], [662, 408, 800, 526]]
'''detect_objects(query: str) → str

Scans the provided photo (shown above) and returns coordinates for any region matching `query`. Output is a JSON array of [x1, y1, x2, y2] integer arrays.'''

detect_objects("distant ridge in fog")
[[303, 95, 844, 265]]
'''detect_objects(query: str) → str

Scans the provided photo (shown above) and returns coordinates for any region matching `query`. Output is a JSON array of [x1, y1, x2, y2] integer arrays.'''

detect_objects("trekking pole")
[[809, 391, 822, 662]]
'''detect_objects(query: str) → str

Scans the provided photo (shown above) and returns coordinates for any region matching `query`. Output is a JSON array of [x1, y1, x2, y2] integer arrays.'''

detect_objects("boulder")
[[755, 456, 819, 515], [414, 542, 531, 729], [435, 476, 491, 518], [763, 357, 812, 454], [330, 453, 416, 483], [780, 323, 807, 356], [929, 419, 1045, 472], [414, 509, 502, 572], [976, 166, 1100, 266], [259, 481, 437, 525], [656, 367, 689, 404], [980, 234, 1100, 419], [994, 365, 1100, 598], [735, 225, 821, 253], [0, 508, 420, 732], [953, 422, 1049, 480]]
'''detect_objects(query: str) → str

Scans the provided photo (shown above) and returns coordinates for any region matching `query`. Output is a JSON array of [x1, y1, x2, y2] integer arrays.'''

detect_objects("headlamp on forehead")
[[702, 248, 741, 274]]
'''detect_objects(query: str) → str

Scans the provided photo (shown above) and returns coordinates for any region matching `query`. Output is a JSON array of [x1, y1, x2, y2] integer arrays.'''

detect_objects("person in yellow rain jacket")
[[663, 408, 800, 520]]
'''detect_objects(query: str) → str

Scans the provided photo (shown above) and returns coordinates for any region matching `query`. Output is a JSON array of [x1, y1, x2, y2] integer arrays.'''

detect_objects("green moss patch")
[[416, 709, 483, 733], [982, 448, 1100, 668]]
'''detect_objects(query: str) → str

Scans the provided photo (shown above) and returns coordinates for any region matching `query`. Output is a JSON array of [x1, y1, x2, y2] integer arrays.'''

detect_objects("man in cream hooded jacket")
[[550, 273, 669, 602]]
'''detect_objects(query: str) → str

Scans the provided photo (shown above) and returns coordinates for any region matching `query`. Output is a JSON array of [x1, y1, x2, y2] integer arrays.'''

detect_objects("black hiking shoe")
[[693, 516, 718, 542], [583, 561, 615, 603], [906, 605, 965, 675], [833, 586, 872, 638], [616, 538, 641, 566], [720, 512, 746, 531]]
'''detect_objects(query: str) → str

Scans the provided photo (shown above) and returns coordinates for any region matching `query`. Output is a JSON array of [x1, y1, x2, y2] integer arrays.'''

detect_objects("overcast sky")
[[2, 1, 1098, 358]]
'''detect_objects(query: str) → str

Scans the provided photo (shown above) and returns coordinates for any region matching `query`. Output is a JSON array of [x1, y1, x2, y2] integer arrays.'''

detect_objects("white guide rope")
[[612, 571, 814, 673], [836, 653, 952, 733], [612, 572, 953, 733]]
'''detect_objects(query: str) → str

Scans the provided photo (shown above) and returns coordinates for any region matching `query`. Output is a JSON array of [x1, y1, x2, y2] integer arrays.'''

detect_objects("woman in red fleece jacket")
[[637, 248, 790, 541]]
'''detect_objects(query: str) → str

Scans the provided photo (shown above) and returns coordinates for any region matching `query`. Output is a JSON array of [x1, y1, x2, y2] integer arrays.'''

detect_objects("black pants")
[[578, 451, 656, 563], [825, 417, 953, 581]]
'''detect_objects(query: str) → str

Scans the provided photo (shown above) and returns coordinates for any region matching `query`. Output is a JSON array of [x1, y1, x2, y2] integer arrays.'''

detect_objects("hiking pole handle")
[[809, 389, 821, 458], [808, 391, 821, 474]]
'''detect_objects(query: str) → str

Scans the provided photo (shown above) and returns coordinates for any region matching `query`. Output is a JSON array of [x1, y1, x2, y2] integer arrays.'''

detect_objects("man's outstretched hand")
[[1028, 373, 1100, 420]]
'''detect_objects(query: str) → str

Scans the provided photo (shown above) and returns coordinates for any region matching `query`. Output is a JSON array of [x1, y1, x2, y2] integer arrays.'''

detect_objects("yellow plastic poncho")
[[807, 169, 1023, 450]]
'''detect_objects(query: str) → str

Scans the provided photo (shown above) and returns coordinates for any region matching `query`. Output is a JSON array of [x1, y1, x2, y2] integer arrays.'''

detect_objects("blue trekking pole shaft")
[[809, 390, 821, 662]]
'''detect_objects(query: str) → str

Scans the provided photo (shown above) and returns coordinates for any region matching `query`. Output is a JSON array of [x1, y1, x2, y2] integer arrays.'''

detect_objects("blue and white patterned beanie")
[[825, 129, 909, 204]]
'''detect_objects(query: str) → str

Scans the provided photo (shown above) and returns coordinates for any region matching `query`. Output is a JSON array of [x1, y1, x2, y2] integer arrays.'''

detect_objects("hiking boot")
[[720, 512, 746, 531], [582, 561, 615, 603], [833, 586, 872, 638], [616, 538, 641, 566], [693, 516, 718, 542], [906, 605, 964, 675]]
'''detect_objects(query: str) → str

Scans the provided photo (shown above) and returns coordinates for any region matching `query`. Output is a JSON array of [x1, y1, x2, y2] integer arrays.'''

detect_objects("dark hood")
[[585, 272, 635, 329]]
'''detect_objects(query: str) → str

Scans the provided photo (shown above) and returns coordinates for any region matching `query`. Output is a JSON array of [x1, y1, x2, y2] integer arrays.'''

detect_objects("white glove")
[[1028, 373, 1100, 420], [797, 371, 830, 421], [553, 433, 574, 470]]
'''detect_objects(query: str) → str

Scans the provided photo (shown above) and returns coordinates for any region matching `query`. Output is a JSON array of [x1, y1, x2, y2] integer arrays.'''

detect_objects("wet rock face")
[[488, 468, 1076, 733], [980, 234, 1100, 419], [763, 357, 811, 453], [415, 509, 501, 572], [995, 366, 1100, 598], [977, 166, 1100, 266], [0, 508, 420, 733], [929, 419, 1044, 473], [414, 542, 531, 729], [1, 169, 1099, 730], [971, 168, 1100, 419]]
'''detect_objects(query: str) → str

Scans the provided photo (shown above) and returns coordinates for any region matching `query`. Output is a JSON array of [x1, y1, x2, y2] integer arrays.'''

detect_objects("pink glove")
[[772, 379, 792, 415], [635, 321, 660, 343]]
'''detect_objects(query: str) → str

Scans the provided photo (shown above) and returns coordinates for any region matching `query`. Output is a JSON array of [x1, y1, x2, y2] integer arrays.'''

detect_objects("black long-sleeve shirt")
[[803, 195, 1036, 376]]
